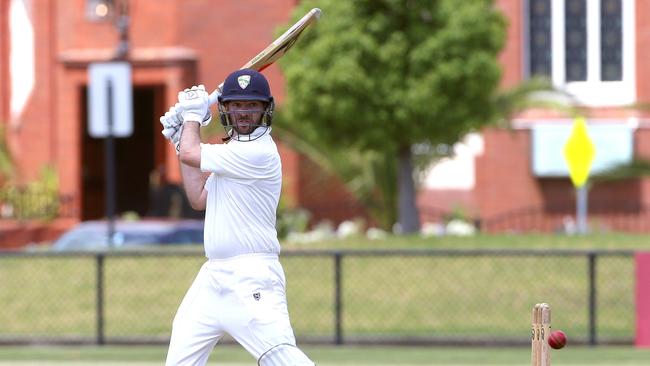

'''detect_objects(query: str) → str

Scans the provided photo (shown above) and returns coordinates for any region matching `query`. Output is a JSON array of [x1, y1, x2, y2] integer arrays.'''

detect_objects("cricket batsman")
[[159, 69, 315, 366]]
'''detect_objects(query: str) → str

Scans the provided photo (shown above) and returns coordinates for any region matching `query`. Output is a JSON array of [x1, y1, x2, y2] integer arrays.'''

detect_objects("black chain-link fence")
[[0, 249, 636, 346]]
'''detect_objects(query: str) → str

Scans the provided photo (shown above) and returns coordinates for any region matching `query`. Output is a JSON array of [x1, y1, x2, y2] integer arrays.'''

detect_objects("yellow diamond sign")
[[563, 117, 596, 188]]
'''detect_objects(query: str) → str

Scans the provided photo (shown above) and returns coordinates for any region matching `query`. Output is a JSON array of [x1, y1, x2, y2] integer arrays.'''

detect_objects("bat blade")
[[208, 8, 321, 105]]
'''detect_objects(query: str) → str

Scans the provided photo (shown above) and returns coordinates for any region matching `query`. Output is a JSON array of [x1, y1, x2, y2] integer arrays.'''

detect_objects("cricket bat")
[[206, 7, 322, 105]]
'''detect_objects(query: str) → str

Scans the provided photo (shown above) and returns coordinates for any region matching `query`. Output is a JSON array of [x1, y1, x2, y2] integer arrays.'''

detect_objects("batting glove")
[[160, 103, 182, 130], [161, 125, 183, 155], [160, 102, 211, 133], [178, 85, 210, 124], [200, 109, 213, 127]]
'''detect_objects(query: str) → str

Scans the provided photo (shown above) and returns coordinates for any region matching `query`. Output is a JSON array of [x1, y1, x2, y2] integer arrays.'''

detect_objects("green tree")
[[277, 0, 508, 233], [277, 129, 398, 229], [0, 126, 14, 182]]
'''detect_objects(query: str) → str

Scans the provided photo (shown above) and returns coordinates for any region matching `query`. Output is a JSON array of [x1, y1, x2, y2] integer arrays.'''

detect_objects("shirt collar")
[[233, 126, 271, 141]]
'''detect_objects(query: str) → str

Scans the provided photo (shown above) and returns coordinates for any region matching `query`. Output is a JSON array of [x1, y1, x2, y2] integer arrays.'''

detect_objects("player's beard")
[[232, 114, 262, 135]]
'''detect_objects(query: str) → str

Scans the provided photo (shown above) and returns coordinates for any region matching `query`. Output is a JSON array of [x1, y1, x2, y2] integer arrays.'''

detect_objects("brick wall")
[[1, 0, 369, 246], [470, 0, 650, 232], [296, 154, 370, 227], [495, 0, 523, 89], [6, 0, 650, 243], [1, 0, 56, 182], [1, 0, 9, 128], [637, 0, 650, 103], [476, 128, 542, 218], [7, 0, 302, 200]]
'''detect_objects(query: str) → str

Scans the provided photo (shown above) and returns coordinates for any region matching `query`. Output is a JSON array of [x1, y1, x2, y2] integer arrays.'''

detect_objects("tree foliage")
[[277, 0, 507, 231], [277, 128, 398, 228], [0, 126, 14, 183]]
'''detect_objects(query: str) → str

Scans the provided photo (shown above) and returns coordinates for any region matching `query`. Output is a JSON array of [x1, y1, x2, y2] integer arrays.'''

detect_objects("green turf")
[[281, 232, 650, 250], [1, 345, 650, 365], [0, 233, 646, 342], [0, 255, 635, 339]]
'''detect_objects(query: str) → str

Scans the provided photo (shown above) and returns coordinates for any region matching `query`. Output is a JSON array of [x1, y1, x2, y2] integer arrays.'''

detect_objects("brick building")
[[2, 0, 650, 247], [421, 0, 650, 233], [0, 0, 364, 247]]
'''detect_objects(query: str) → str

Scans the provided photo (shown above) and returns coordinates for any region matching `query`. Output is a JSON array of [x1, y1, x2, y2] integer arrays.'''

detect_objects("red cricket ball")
[[548, 330, 567, 349]]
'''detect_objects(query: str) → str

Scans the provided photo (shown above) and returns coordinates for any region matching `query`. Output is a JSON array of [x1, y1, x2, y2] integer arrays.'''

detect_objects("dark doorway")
[[80, 86, 159, 220]]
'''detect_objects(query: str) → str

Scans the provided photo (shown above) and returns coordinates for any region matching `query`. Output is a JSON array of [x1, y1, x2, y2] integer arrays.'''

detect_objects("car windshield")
[[53, 220, 203, 250]]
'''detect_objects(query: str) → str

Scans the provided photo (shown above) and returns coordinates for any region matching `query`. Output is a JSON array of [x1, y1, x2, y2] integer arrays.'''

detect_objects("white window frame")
[[525, 0, 636, 106]]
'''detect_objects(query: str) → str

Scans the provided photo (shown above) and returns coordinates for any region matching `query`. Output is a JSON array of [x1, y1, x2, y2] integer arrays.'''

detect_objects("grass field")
[[281, 232, 650, 250], [0, 234, 641, 341], [2, 233, 650, 364], [1, 344, 650, 365]]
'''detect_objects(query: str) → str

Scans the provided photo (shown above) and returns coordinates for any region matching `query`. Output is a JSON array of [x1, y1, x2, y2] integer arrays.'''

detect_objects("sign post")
[[88, 62, 133, 138], [88, 62, 133, 248], [563, 117, 596, 234]]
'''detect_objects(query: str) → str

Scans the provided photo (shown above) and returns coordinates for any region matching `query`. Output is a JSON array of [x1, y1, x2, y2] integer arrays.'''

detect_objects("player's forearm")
[[179, 121, 202, 168], [177, 121, 207, 209], [179, 161, 208, 210]]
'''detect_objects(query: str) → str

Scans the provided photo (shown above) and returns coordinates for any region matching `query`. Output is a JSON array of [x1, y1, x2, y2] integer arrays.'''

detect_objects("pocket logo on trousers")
[[253, 292, 261, 301]]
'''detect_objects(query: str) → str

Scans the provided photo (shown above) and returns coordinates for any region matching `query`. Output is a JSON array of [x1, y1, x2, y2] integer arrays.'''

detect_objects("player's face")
[[224, 100, 265, 135]]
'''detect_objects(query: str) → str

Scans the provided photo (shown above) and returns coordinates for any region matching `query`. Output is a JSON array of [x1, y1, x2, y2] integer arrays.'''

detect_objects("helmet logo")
[[237, 75, 251, 89]]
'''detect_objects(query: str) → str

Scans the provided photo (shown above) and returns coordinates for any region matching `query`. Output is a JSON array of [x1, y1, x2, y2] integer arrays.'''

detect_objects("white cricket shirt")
[[199, 129, 282, 259]]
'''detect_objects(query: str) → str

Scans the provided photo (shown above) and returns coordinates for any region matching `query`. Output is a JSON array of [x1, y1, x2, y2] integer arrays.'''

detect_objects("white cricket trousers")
[[165, 253, 309, 365]]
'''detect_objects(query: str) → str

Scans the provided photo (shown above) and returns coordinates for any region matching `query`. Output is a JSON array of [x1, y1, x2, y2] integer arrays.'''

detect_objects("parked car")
[[51, 219, 204, 251]]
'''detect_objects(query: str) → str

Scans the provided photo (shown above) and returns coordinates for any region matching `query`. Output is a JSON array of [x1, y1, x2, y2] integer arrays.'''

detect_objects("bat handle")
[[208, 84, 223, 106], [171, 86, 222, 123]]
